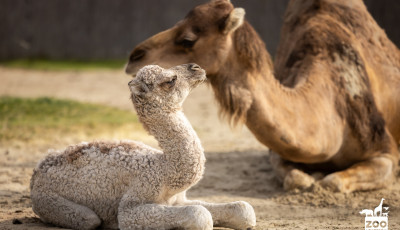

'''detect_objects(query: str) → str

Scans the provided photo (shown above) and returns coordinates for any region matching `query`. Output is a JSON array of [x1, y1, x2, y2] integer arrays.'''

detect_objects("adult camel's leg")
[[321, 131, 399, 193], [321, 153, 398, 193], [269, 151, 317, 190]]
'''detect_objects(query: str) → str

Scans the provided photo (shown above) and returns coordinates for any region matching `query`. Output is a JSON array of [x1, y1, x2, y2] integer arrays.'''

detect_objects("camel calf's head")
[[126, 0, 245, 77], [129, 63, 206, 112]]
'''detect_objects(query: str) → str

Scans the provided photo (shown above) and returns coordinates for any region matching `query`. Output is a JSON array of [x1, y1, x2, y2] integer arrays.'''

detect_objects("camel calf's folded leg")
[[321, 154, 397, 193], [118, 197, 213, 230], [31, 189, 101, 230]]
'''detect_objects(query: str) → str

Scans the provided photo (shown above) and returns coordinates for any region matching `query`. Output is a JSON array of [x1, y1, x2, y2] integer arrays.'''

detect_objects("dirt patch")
[[0, 67, 399, 229]]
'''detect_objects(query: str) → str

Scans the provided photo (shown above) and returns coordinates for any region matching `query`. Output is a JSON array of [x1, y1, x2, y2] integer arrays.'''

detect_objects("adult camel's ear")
[[221, 8, 245, 35]]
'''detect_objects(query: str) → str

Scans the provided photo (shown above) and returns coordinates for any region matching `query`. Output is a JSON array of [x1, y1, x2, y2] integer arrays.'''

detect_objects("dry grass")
[[0, 59, 125, 71], [0, 97, 147, 146]]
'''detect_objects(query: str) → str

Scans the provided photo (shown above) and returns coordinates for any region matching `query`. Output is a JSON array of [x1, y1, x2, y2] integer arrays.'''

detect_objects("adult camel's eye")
[[180, 39, 196, 48], [175, 31, 197, 49]]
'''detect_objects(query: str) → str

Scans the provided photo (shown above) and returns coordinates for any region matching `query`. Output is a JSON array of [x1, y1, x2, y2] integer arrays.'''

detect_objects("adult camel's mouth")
[[124, 61, 139, 77]]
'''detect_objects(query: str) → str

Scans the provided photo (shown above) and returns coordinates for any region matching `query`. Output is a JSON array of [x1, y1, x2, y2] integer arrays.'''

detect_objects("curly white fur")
[[30, 64, 256, 230]]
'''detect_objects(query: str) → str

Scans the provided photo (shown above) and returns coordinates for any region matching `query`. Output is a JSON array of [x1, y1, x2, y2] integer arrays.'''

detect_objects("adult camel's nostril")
[[130, 49, 146, 62], [188, 63, 201, 71]]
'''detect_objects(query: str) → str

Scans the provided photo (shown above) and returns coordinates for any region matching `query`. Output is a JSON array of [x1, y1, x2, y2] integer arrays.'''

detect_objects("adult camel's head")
[[125, 0, 247, 77]]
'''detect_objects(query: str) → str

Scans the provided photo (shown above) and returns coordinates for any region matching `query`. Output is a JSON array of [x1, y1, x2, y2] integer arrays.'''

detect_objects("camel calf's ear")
[[222, 8, 245, 35], [130, 81, 150, 97]]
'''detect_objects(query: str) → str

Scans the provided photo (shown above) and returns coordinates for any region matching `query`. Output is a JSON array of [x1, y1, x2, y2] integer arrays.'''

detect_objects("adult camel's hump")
[[274, 0, 400, 144]]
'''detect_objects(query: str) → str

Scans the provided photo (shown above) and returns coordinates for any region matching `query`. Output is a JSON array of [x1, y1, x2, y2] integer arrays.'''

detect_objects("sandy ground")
[[0, 66, 399, 230]]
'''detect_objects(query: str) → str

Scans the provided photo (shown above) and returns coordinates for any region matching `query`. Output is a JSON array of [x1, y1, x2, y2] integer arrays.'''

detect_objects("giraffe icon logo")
[[360, 198, 389, 230]]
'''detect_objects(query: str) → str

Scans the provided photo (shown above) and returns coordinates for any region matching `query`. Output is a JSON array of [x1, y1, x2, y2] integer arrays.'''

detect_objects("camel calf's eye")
[[161, 76, 177, 88], [167, 77, 177, 85]]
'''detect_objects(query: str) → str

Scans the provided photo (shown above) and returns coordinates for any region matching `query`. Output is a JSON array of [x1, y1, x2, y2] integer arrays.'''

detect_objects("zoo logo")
[[359, 198, 389, 230]]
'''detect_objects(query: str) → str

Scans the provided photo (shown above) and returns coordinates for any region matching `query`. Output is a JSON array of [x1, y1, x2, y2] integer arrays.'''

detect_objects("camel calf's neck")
[[138, 110, 205, 193]]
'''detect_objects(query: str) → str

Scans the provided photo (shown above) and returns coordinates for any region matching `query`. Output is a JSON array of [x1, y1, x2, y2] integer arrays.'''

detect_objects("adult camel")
[[125, 0, 400, 193]]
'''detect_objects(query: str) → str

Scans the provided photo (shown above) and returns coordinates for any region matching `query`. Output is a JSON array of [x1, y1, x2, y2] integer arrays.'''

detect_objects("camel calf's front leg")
[[184, 200, 256, 229], [321, 154, 397, 193], [118, 195, 213, 230], [176, 192, 256, 230]]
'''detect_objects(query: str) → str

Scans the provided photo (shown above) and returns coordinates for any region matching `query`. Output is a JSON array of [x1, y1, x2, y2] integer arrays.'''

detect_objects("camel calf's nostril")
[[189, 63, 201, 71]]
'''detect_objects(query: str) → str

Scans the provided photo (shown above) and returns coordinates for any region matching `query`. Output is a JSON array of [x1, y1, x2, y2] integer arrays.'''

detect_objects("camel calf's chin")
[[30, 64, 256, 230]]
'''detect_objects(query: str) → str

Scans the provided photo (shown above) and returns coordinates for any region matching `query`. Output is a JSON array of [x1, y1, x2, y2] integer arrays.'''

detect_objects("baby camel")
[[30, 63, 256, 230]]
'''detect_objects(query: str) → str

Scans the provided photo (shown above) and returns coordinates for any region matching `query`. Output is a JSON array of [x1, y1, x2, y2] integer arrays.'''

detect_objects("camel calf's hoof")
[[184, 205, 213, 230], [283, 169, 315, 191], [236, 201, 256, 229], [219, 201, 256, 230]]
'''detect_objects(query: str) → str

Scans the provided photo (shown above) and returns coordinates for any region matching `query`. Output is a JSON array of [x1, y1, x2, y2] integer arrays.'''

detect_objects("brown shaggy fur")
[[64, 141, 141, 163], [274, 0, 392, 153], [206, 21, 274, 125]]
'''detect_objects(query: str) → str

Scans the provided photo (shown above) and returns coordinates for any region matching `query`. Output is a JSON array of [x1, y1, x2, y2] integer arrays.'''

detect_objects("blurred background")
[[0, 0, 399, 62], [1, 1, 400, 229]]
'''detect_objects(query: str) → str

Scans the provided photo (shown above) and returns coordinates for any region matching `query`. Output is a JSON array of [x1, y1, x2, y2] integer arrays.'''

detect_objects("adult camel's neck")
[[209, 22, 343, 163], [139, 110, 205, 191]]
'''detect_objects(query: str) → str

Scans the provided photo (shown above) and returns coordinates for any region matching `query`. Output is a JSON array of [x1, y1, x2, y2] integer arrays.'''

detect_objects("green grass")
[[0, 97, 139, 142], [0, 59, 126, 71]]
